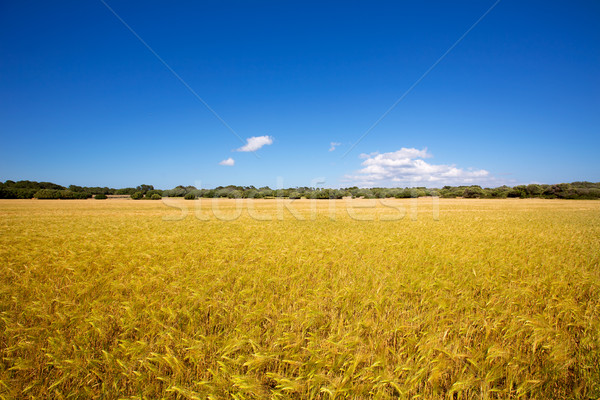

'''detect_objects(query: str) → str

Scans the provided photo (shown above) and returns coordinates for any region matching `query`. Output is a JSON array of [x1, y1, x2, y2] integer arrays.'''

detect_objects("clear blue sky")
[[1, 1, 598, 189]]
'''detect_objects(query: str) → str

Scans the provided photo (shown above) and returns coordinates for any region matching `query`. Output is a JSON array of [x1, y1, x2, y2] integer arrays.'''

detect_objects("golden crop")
[[1, 198, 599, 399]]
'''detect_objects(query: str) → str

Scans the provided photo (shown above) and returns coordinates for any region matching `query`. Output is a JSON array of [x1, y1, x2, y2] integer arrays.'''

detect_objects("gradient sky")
[[1, 1, 599, 189]]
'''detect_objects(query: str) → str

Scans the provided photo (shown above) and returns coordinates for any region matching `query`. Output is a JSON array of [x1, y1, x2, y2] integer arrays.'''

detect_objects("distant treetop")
[[1, 180, 599, 200]]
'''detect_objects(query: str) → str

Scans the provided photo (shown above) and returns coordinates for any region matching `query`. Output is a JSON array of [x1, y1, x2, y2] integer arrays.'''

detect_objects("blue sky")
[[1, 1, 598, 189]]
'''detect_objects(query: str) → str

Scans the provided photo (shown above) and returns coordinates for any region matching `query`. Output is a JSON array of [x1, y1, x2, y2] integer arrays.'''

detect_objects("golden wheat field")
[[0, 198, 599, 399]]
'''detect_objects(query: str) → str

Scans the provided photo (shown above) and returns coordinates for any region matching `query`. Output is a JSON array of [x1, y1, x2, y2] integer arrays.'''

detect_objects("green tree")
[[136, 184, 154, 194], [507, 186, 527, 198], [526, 184, 543, 197], [463, 186, 485, 198], [115, 188, 137, 195], [33, 189, 60, 199], [146, 190, 163, 198]]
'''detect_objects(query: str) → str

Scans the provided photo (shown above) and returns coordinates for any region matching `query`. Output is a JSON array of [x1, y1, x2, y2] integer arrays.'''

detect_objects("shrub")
[[33, 189, 91, 199], [507, 186, 527, 198], [395, 189, 413, 199], [115, 188, 137, 195], [131, 192, 144, 200], [95, 194, 108, 200], [463, 186, 485, 198], [33, 189, 60, 199], [0, 188, 37, 199], [73, 191, 92, 199], [146, 190, 163, 198], [526, 184, 543, 196], [150, 193, 162, 200], [226, 190, 242, 199], [329, 190, 346, 199], [163, 188, 186, 197], [184, 193, 196, 200], [490, 187, 510, 198], [62, 190, 92, 199]]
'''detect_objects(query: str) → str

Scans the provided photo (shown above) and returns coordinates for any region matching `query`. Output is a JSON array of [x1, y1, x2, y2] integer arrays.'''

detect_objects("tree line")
[[1, 180, 599, 200]]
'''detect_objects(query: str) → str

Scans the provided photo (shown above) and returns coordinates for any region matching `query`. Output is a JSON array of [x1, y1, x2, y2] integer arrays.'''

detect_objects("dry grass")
[[1, 198, 599, 399]]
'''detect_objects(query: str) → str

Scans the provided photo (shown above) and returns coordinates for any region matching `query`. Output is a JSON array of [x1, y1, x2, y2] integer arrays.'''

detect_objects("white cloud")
[[329, 142, 341, 152], [345, 147, 491, 186], [236, 135, 273, 152], [219, 157, 235, 166]]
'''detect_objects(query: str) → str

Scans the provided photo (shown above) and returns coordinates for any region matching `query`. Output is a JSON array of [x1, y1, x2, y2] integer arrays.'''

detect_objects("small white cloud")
[[219, 157, 235, 166], [359, 148, 431, 162], [329, 142, 341, 152], [345, 147, 491, 186], [236, 135, 273, 152]]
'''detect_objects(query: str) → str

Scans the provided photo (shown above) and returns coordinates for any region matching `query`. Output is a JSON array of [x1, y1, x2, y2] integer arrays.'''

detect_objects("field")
[[1, 198, 599, 399]]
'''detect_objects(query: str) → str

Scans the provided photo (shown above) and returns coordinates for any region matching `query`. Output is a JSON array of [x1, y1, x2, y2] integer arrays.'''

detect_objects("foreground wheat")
[[0, 198, 599, 399]]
